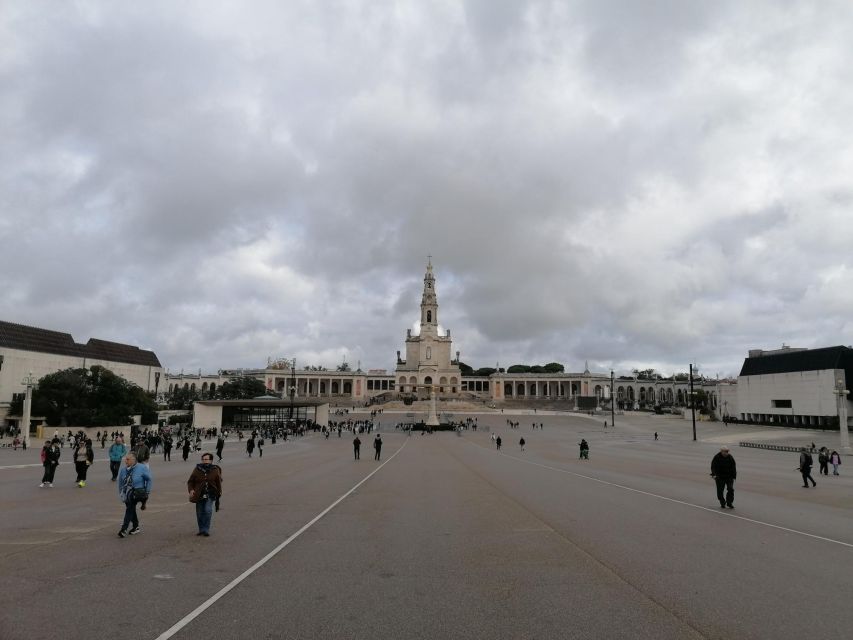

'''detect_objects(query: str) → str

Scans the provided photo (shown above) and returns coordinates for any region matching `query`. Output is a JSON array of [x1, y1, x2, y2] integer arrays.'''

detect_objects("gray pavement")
[[0, 414, 851, 640]]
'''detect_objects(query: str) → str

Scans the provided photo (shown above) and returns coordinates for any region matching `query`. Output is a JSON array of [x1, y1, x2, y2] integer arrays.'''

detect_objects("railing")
[[739, 441, 804, 452]]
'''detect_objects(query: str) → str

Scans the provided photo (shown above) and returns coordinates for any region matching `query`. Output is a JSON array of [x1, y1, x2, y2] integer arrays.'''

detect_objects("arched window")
[[427, 310, 432, 323]]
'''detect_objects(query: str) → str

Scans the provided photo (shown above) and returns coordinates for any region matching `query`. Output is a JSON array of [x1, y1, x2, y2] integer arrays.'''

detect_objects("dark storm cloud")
[[2, 0, 853, 377]]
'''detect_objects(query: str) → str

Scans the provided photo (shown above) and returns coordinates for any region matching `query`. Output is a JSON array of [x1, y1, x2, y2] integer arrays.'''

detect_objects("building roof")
[[0, 320, 161, 368], [195, 398, 329, 407], [739, 345, 853, 383]]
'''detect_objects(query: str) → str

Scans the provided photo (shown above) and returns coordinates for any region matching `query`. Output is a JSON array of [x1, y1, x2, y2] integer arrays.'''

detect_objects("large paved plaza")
[[1, 412, 851, 640]]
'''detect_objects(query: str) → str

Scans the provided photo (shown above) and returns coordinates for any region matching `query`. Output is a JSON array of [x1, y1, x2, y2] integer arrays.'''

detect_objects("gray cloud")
[[2, 0, 853, 379]]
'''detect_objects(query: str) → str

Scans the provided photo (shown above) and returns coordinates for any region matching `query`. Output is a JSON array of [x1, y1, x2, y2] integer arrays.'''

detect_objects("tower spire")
[[420, 259, 438, 331]]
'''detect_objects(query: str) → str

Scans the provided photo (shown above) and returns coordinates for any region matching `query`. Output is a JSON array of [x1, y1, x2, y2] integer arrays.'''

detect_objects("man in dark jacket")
[[711, 446, 737, 508], [799, 448, 816, 487]]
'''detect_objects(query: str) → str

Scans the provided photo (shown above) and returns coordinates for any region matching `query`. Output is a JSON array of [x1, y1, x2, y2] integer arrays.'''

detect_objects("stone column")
[[426, 385, 440, 426]]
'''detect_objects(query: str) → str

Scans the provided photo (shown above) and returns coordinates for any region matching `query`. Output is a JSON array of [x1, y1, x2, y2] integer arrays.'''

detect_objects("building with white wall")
[[734, 345, 853, 428], [0, 320, 163, 429]]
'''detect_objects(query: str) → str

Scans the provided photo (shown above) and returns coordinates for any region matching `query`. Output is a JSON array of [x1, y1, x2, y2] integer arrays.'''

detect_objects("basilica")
[[161, 261, 726, 417]]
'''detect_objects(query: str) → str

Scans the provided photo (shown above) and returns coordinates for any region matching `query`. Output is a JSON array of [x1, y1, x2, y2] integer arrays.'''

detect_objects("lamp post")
[[610, 370, 615, 428], [689, 364, 697, 442], [833, 377, 850, 453], [289, 358, 297, 423], [21, 371, 37, 449]]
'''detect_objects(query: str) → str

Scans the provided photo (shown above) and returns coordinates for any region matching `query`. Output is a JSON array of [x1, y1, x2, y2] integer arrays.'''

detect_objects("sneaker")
[[117, 530, 127, 538], [39, 483, 45, 488], [726, 504, 734, 509], [201, 532, 210, 537], [129, 527, 141, 535], [80, 481, 86, 487], [47, 483, 53, 488]]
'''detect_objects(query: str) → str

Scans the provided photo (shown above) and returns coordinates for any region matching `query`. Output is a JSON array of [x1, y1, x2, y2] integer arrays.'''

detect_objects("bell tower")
[[420, 257, 438, 335]]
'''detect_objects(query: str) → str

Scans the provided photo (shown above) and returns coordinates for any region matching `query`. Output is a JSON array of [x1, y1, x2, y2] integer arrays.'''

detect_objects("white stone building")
[[0, 320, 163, 429], [164, 261, 725, 414], [395, 259, 462, 396], [734, 345, 853, 428]]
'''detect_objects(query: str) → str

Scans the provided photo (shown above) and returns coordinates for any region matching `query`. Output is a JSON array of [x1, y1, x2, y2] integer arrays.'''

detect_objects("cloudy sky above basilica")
[[2, 1, 853, 377]]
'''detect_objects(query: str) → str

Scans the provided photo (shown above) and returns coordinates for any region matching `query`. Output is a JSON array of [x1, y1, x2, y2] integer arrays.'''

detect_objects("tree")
[[507, 365, 531, 373], [16, 366, 157, 427], [215, 376, 268, 400], [474, 367, 498, 376], [542, 362, 565, 373], [458, 361, 475, 376], [633, 369, 660, 380]]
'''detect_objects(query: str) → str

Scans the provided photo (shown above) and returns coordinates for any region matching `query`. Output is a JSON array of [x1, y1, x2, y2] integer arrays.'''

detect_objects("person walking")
[[818, 447, 829, 476], [654, 432, 658, 441], [187, 452, 223, 537], [830, 450, 842, 475], [246, 437, 255, 458], [117, 452, 152, 538], [108, 437, 127, 481], [182, 438, 191, 462], [496, 436, 502, 451], [216, 435, 225, 461], [163, 436, 173, 461], [353, 435, 361, 460], [134, 438, 150, 465], [39, 441, 60, 487], [710, 446, 737, 508], [74, 438, 94, 487], [519, 437, 526, 452], [257, 437, 264, 458], [579, 439, 589, 460], [373, 434, 382, 460], [799, 448, 817, 487]]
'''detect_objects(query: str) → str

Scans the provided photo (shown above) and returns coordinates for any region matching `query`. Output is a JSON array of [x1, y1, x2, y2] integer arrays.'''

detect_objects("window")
[[426, 310, 432, 323], [772, 399, 792, 408]]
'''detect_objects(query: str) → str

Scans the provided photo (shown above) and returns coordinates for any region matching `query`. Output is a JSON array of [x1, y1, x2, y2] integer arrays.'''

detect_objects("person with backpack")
[[108, 436, 127, 481], [579, 439, 589, 460], [117, 452, 152, 538], [39, 440, 60, 487], [799, 448, 817, 487], [519, 437, 526, 452], [187, 452, 223, 537]]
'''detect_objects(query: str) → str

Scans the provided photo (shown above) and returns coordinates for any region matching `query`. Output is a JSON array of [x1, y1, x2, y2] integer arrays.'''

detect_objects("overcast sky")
[[3, 1, 853, 379]]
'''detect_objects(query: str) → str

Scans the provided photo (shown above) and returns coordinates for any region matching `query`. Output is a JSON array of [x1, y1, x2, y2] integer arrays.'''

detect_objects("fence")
[[739, 441, 805, 452]]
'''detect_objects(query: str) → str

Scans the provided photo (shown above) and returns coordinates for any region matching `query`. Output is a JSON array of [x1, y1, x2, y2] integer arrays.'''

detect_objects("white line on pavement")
[[477, 442, 853, 550], [153, 438, 408, 640]]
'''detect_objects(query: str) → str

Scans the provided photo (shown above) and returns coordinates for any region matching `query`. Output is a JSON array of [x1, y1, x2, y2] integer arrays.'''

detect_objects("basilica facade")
[[394, 259, 461, 396]]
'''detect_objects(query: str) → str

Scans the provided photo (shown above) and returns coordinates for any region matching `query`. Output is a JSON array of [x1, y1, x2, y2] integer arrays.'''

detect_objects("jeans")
[[195, 497, 215, 533], [110, 460, 121, 480], [122, 498, 139, 531], [42, 463, 57, 483], [801, 468, 816, 486], [715, 477, 734, 506], [832, 463, 840, 475]]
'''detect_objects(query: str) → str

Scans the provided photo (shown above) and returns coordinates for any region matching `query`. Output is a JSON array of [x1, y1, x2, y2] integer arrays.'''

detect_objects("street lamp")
[[289, 358, 297, 423], [610, 370, 615, 428], [689, 363, 697, 442], [21, 371, 37, 449], [833, 377, 850, 453]]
